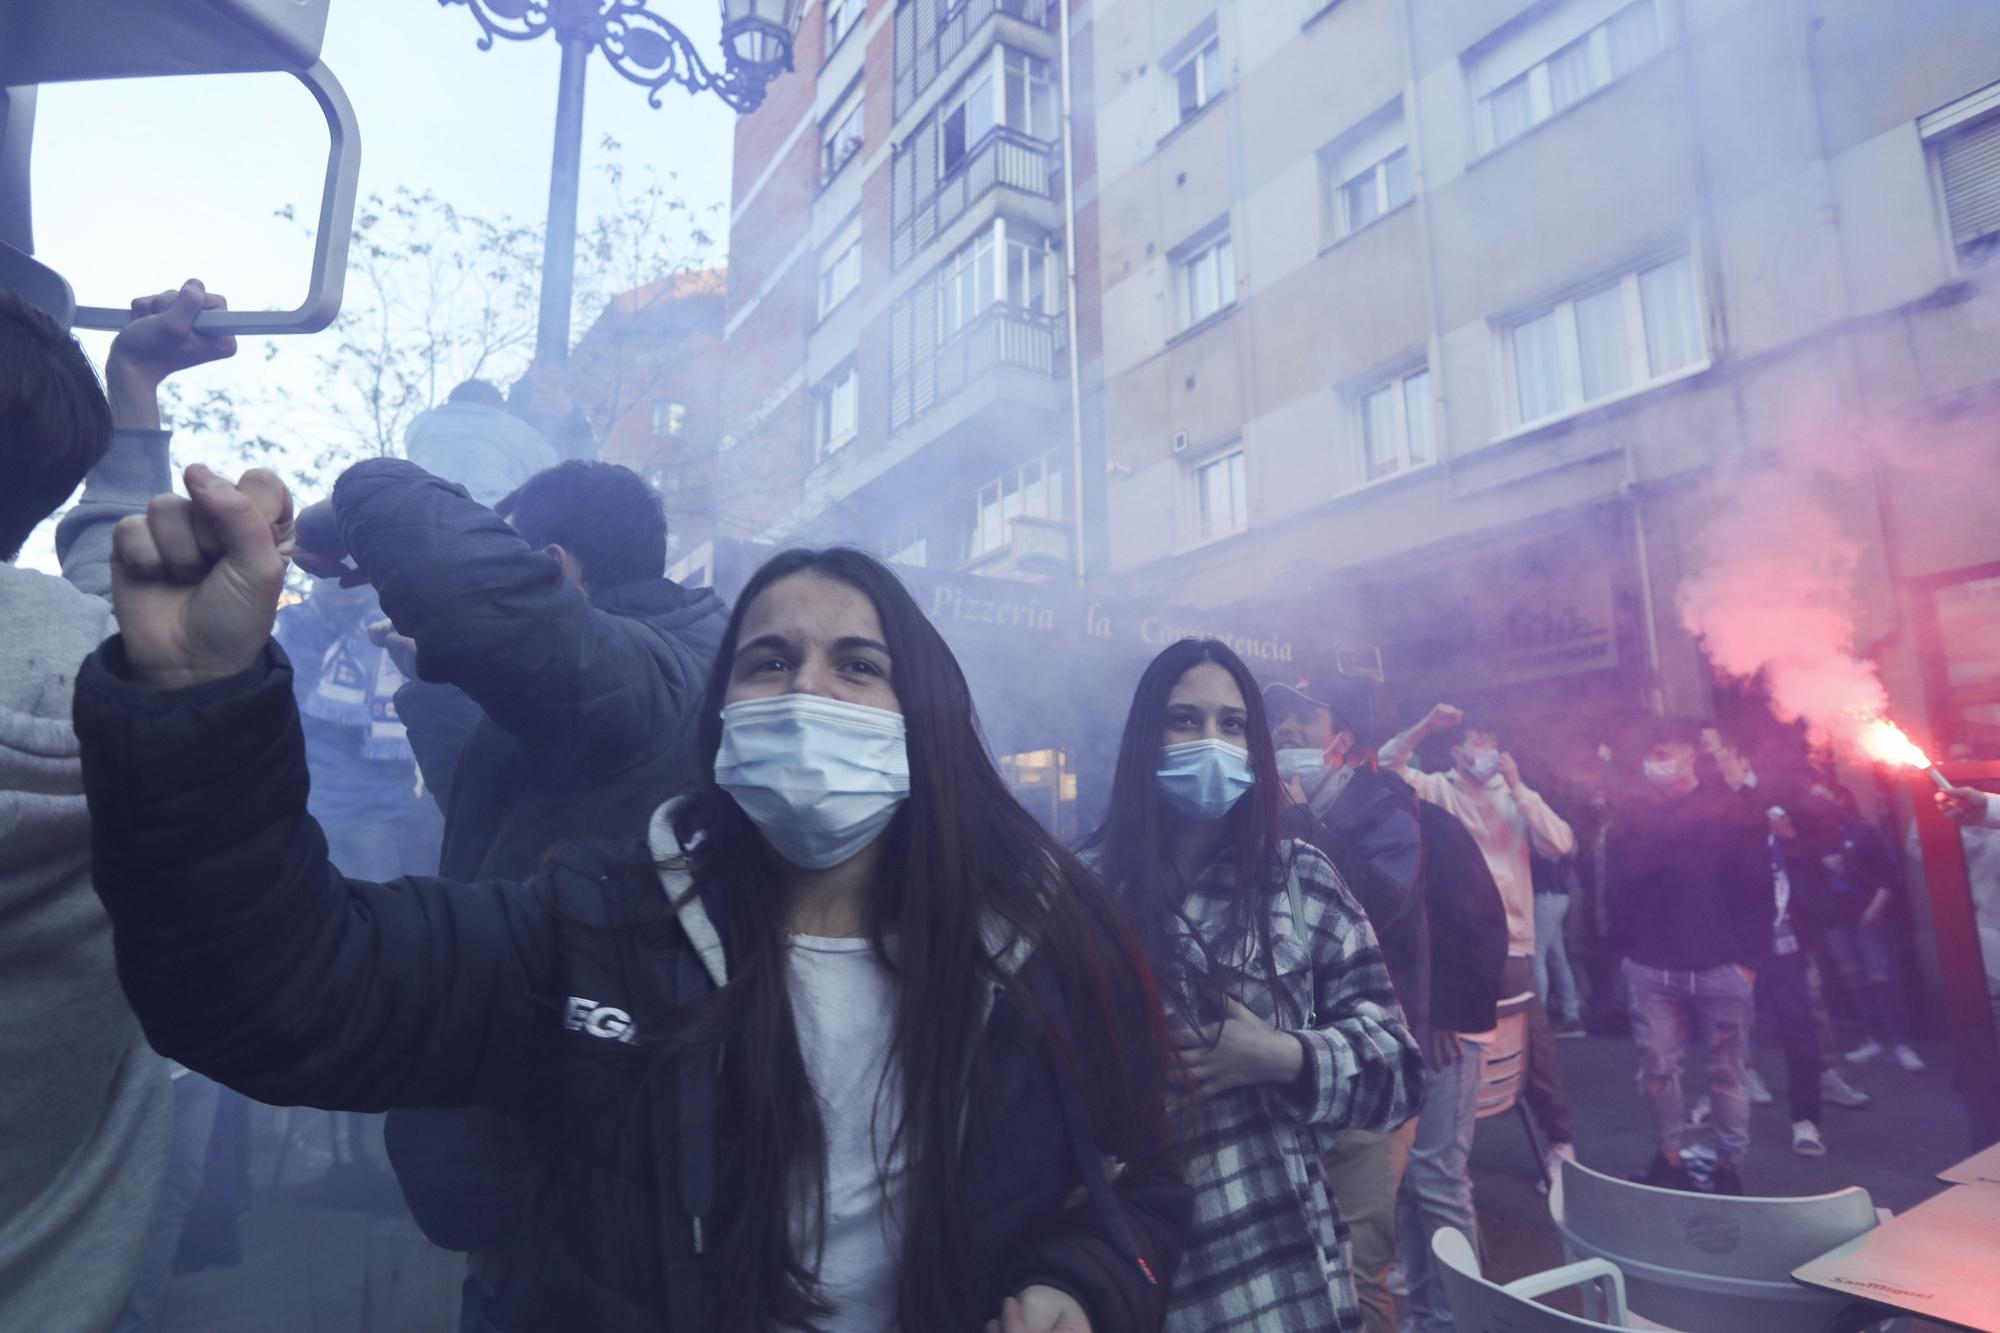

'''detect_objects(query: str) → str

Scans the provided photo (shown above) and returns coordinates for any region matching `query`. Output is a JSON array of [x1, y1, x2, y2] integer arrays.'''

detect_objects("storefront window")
[[1000, 748, 1079, 840], [1935, 574, 2000, 742]]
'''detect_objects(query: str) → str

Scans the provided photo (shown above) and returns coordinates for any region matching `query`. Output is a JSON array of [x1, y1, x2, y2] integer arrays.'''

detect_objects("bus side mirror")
[[0, 0, 360, 335]]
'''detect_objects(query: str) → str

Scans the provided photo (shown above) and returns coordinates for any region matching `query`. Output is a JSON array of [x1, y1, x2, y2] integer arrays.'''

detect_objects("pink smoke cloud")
[[1678, 461, 1887, 749]]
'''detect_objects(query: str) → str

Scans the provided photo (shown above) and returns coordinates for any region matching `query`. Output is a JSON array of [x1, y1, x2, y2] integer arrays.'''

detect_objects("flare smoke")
[[1677, 444, 1886, 751]]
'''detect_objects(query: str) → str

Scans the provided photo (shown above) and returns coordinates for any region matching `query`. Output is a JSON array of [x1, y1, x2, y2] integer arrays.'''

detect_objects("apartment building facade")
[[712, 0, 1101, 584], [573, 268, 730, 560], [1090, 0, 2000, 766]]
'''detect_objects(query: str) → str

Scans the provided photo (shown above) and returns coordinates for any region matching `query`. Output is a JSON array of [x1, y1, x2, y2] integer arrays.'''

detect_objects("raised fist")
[[111, 466, 293, 690]]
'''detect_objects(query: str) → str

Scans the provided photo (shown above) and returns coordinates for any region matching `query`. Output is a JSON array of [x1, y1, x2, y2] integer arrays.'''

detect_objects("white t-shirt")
[[786, 934, 906, 1333]]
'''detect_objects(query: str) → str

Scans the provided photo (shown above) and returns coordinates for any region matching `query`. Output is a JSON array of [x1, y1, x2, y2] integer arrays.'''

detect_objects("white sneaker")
[[1538, 1141, 1576, 1196], [1685, 1096, 1712, 1129], [1791, 1120, 1827, 1157], [1743, 1067, 1775, 1106], [1846, 1039, 1887, 1065], [1821, 1068, 1873, 1109], [1894, 1044, 1927, 1074]]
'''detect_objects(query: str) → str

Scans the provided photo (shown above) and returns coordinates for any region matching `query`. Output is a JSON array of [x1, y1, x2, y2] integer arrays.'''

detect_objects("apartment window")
[[1318, 101, 1411, 244], [1003, 50, 1057, 141], [940, 60, 997, 175], [1476, 0, 1660, 153], [1921, 84, 2000, 262], [889, 529, 929, 568], [940, 47, 1054, 176], [1193, 449, 1248, 542], [1343, 148, 1412, 235], [1506, 252, 1703, 428], [970, 453, 1065, 559], [818, 364, 859, 456], [822, 85, 865, 183], [649, 399, 687, 438], [1172, 37, 1222, 124], [1356, 367, 1435, 482], [827, 0, 864, 51], [1006, 230, 1063, 316], [1174, 228, 1235, 331], [938, 225, 999, 338], [819, 222, 862, 318]]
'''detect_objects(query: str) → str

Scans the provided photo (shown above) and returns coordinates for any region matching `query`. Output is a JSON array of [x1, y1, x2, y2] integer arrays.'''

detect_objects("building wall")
[[720, 0, 1099, 580], [1091, 0, 2000, 749], [573, 272, 732, 557]]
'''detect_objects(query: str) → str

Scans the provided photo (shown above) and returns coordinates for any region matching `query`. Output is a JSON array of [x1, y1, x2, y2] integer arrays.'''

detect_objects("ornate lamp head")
[[719, 0, 802, 84], [443, 0, 798, 111]]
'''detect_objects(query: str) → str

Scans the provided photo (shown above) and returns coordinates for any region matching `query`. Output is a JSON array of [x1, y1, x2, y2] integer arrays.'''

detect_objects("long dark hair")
[[663, 547, 1168, 1333], [1081, 637, 1296, 1029]]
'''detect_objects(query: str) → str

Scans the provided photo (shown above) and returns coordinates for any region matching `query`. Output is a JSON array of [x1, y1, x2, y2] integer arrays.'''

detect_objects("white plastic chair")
[[1432, 1225, 1645, 1329], [1550, 1156, 1904, 1333]]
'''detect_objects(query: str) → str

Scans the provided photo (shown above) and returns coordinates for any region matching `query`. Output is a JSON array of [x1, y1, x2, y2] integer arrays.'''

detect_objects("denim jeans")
[[1397, 1037, 1484, 1332], [1823, 920, 1912, 1046], [113, 1073, 222, 1333], [1533, 893, 1581, 1026], [1623, 961, 1753, 1162]]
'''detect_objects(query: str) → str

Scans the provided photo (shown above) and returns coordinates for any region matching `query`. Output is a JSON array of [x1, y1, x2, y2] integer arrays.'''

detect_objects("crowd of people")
[[3, 280, 1997, 1333]]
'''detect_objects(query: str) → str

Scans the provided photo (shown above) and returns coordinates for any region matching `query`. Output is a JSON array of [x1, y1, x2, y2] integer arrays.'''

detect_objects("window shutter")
[[914, 118, 939, 254], [1939, 114, 2000, 248], [913, 274, 939, 419], [893, 2, 916, 117], [890, 292, 914, 430], [915, 0, 940, 105]]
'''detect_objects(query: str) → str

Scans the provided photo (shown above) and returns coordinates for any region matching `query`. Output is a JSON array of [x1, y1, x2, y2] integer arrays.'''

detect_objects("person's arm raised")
[[80, 467, 558, 1111], [1379, 703, 1459, 804], [57, 282, 236, 598]]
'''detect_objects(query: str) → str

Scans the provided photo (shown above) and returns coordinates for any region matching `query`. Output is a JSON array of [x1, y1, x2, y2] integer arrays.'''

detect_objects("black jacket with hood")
[[321, 460, 731, 1272], [74, 641, 1190, 1332], [327, 458, 729, 880], [1280, 766, 1431, 1048]]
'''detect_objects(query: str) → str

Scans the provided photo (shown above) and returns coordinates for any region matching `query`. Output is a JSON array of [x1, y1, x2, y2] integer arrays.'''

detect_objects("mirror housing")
[[0, 0, 359, 334]]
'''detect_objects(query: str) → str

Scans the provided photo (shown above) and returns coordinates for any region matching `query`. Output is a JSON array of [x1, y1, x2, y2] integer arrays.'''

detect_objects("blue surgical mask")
[[714, 694, 911, 870], [1465, 750, 1500, 782], [1156, 738, 1256, 820], [1275, 747, 1327, 782]]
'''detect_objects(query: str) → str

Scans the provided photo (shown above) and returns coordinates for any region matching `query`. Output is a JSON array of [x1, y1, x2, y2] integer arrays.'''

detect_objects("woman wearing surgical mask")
[[75, 491, 1190, 1333], [1081, 638, 1422, 1333]]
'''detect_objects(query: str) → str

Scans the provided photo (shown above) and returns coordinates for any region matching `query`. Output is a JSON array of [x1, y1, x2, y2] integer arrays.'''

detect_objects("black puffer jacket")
[[324, 460, 730, 1273], [75, 642, 1190, 1332], [329, 458, 729, 881]]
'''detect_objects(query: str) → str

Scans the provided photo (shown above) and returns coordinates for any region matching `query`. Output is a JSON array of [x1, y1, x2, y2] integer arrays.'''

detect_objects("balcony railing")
[[893, 0, 1056, 120], [890, 301, 1066, 433], [892, 126, 1059, 270]]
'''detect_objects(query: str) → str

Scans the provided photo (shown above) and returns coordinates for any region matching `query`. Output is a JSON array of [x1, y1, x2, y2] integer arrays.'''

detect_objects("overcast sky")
[[21, 0, 738, 569]]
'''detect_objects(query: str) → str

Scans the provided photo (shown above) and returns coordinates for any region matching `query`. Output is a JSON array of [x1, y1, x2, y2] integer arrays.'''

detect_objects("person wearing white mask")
[[1382, 703, 1581, 1184], [70, 495, 1194, 1333], [1082, 639, 1422, 1333]]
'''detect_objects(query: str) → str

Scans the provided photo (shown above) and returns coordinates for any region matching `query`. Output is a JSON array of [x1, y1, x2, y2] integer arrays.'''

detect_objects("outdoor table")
[[1791, 1182, 2000, 1331], [1940, 1140, 2000, 1187]]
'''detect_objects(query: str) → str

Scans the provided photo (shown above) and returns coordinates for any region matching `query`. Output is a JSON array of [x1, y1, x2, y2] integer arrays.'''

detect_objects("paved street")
[[156, 1028, 1983, 1331]]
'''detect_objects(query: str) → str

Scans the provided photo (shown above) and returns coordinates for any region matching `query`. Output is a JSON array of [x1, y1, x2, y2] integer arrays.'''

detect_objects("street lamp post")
[[444, 0, 801, 367]]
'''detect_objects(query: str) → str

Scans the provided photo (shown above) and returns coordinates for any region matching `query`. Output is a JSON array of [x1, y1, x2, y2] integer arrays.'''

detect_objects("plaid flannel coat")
[[1160, 840, 1424, 1333]]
